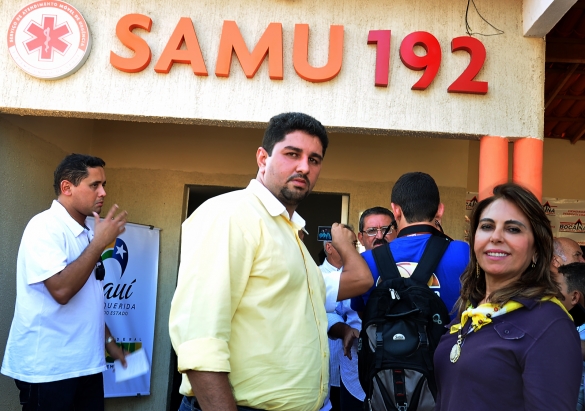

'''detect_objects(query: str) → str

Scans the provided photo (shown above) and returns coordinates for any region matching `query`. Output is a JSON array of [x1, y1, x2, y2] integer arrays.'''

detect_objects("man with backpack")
[[351, 172, 469, 411]]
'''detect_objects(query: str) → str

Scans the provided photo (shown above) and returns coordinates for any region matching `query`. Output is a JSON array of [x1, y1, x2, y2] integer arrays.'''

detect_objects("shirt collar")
[[50, 200, 87, 237], [470, 296, 539, 311], [511, 297, 539, 310], [246, 179, 306, 230]]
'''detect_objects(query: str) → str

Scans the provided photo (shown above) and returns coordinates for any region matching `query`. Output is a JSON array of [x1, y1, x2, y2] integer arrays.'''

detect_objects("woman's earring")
[[531, 261, 536, 269], [476, 262, 480, 278]]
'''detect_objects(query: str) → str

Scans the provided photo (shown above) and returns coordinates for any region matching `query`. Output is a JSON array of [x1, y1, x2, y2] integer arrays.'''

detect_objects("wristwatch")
[[106, 336, 115, 345]]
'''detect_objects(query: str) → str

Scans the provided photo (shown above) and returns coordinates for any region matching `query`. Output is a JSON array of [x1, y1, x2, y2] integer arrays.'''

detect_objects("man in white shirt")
[[329, 207, 397, 411], [1, 154, 127, 411], [320, 225, 359, 411]]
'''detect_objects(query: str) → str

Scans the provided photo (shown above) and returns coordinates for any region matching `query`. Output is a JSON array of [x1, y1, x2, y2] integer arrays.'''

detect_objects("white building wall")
[[0, 0, 544, 138]]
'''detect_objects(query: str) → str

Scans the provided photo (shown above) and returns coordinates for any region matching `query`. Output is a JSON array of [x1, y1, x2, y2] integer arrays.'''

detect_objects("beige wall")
[[543, 139, 585, 200], [0, 118, 68, 411], [466, 139, 585, 200], [0, 0, 544, 138], [3, 113, 472, 233]]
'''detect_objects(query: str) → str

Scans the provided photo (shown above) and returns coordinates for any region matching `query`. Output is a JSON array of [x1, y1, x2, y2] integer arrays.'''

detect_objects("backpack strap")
[[372, 243, 401, 282], [409, 235, 452, 285]]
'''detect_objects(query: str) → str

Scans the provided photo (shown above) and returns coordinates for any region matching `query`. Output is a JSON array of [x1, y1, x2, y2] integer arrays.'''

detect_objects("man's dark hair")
[[262, 112, 328, 157], [391, 172, 440, 223], [559, 262, 585, 295], [53, 154, 106, 196], [359, 207, 396, 232]]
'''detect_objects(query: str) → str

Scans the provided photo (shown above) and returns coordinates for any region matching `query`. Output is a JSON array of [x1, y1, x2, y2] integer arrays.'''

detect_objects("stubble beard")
[[277, 174, 312, 208], [278, 186, 310, 208]]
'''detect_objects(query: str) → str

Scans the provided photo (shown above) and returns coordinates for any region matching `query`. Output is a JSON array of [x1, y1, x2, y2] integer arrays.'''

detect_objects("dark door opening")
[[186, 185, 347, 263]]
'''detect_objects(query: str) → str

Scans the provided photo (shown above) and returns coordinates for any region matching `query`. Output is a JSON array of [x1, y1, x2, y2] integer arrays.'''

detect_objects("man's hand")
[[105, 325, 127, 368], [106, 340, 127, 368], [341, 327, 360, 360], [328, 322, 360, 359], [92, 204, 127, 250], [44, 204, 128, 305], [331, 223, 373, 301], [331, 223, 356, 255]]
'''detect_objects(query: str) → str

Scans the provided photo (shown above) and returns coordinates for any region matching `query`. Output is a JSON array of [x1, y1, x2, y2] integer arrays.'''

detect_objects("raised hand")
[[92, 204, 127, 250], [331, 222, 356, 255]]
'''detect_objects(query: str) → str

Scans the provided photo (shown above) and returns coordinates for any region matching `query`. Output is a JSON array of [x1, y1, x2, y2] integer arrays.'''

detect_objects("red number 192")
[[369, 30, 488, 95], [448, 36, 488, 95], [399, 31, 442, 90]]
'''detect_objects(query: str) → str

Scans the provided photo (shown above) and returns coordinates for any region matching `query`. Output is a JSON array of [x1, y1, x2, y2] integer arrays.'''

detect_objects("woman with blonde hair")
[[434, 183, 581, 410]]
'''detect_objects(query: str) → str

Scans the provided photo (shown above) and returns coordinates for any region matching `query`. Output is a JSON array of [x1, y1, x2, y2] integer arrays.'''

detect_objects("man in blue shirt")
[[351, 172, 469, 316]]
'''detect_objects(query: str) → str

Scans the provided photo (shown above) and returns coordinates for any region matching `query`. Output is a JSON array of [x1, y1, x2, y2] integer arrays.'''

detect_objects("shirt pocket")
[[494, 322, 525, 340]]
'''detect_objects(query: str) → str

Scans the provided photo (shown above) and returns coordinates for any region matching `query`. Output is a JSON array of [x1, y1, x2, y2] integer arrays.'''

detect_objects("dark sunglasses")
[[95, 256, 105, 281]]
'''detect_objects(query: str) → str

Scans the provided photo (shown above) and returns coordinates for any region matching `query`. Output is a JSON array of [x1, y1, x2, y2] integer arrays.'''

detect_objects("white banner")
[[542, 197, 585, 246], [87, 218, 160, 397]]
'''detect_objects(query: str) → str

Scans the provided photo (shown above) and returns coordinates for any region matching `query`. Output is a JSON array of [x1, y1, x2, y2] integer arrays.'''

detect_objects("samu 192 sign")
[[5, 4, 488, 94], [7, 1, 91, 80], [110, 16, 488, 94]]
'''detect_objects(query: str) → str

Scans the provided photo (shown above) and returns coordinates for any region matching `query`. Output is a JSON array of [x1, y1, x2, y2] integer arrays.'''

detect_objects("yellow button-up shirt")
[[169, 179, 329, 411]]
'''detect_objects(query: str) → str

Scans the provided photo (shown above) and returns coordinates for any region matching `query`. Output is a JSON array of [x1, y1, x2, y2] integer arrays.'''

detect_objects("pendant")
[[450, 343, 461, 363]]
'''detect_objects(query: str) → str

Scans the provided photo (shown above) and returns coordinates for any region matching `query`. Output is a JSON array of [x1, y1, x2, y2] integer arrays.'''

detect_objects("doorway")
[[186, 184, 348, 263]]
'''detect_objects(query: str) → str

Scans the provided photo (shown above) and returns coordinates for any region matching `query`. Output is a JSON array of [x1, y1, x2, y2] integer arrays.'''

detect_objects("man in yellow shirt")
[[169, 112, 373, 411]]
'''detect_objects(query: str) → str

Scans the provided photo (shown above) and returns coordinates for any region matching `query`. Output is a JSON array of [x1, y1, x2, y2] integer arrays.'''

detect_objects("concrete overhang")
[[524, 0, 578, 37]]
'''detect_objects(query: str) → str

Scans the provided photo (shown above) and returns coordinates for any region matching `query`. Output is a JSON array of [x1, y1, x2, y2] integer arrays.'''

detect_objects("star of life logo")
[[7, 1, 91, 80]]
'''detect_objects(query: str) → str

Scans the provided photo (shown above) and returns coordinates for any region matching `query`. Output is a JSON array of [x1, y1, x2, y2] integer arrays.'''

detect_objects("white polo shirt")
[[1, 200, 105, 383]]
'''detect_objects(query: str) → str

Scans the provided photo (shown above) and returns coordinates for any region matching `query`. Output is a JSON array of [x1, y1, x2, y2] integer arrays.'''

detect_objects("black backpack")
[[358, 228, 451, 411]]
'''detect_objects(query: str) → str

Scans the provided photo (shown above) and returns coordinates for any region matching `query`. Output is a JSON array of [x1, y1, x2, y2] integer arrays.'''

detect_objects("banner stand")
[[87, 217, 160, 397]]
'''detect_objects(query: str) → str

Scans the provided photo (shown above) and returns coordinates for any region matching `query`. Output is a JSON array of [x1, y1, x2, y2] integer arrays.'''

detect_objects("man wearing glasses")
[[357, 207, 397, 251], [2, 154, 127, 411], [319, 224, 358, 411]]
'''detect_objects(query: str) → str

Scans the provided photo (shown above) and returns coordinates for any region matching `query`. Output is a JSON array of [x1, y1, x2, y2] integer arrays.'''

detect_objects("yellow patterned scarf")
[[450, 296, 571, 335]]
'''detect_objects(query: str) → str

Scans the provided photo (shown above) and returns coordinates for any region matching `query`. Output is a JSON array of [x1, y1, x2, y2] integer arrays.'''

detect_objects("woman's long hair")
[[455, 183, 558, 317]]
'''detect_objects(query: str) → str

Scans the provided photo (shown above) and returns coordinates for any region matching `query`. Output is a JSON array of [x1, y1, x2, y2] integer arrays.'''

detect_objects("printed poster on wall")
[[464, 192, 479, 242], [87, 217, 160, 397], [542, 197, 585, 246]]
